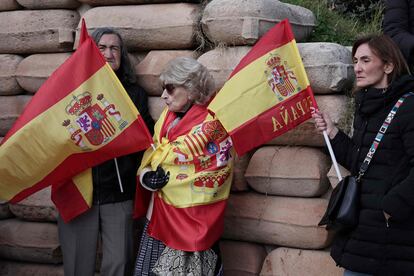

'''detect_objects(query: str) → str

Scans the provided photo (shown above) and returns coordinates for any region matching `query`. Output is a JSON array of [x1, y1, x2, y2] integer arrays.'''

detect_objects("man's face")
[[97, 34, 121, 71]]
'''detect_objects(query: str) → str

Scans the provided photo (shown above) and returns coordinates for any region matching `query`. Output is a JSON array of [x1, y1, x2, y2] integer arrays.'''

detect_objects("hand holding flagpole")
[[310, 104, 343, 181]]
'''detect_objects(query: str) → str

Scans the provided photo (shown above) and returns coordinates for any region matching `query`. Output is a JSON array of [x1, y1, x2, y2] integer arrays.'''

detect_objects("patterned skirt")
[[134, 220, 223, 276]]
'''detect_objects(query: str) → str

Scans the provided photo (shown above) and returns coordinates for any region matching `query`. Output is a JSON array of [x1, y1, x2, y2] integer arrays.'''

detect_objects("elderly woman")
[[133, 57, 233, 276], [313, 34, 414, 275]]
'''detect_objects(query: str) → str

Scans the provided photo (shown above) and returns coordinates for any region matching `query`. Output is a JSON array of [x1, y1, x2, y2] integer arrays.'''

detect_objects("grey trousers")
[[57, 200, 135, 276]]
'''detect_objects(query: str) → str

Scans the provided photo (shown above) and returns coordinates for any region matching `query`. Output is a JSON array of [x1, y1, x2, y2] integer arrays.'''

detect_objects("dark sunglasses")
[[162, 83, 176, 94]]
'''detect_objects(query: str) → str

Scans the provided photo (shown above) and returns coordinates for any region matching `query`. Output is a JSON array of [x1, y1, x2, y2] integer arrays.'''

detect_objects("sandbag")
[[220, 240, 267, 276], [197, 46, 250, 92], [0, 95, 32, 136], [298, 42, 354, 94], [0, 260, 64, 276], [0, 54, 24, 95], [0, 219, 61, 263], [223, 192, 333, 249], [246, 146, 330, 197], [0, 0, 20, 11], [198, 43, 353, 94], [260, 247, 343, 276], [79, 4, 200, 51], [16, 0, 80, 9], [0, 10, 79, 54], [148, 96, 165, 122], [16, 53, 71, 94], [78, 0, 200, 5], [0, 202, 13, 220], [9, 187, 57, 222], [232, 152, 253, 192], [201, 0, 315, 46], [136, 50, 199, 96]]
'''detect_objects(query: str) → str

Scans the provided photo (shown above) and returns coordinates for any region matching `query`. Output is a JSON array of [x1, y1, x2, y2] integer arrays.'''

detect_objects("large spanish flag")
[[208, 19, 317, 156], [0, 20, 153, 220]]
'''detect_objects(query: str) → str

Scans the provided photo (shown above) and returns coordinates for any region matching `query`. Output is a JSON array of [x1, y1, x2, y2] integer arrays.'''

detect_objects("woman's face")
[[161, 83, 191, 113], [353, 43, 392, 89], [97, 34, 121, 71]]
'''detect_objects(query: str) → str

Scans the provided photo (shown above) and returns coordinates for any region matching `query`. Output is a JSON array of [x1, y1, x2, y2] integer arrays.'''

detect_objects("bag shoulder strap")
[[358, 92, 414, 180]]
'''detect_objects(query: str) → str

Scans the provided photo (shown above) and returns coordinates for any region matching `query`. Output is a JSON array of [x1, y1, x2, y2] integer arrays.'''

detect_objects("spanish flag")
[[208, 19, 317, 156], [0, 20, 153, 221]]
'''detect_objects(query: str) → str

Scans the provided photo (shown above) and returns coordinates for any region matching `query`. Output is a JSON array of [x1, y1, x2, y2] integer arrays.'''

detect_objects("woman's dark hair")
[[352, 34, 410, 84], [91, 28, 136, 86]]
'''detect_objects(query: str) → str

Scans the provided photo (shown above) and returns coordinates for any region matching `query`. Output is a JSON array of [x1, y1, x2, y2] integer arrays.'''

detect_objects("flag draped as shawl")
[[0, 20, 153, 221], [208, 19, 317, 156], [135, 104, 234, 251]]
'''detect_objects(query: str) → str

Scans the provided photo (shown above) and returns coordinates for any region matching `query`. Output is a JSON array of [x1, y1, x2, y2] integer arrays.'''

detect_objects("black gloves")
[[142, 166, 170, 191]]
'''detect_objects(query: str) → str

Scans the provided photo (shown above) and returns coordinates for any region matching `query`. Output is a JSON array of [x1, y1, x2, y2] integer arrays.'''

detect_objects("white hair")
[[160, 57, 216, 104]]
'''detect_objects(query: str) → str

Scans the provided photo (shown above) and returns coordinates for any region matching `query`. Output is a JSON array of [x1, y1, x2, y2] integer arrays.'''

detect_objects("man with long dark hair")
[[57, 28, 153, 276]]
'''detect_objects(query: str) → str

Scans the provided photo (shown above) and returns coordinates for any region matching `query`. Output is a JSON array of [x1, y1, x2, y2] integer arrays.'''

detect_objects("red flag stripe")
[[148, 197, 227, 251], [229, 87, 314, 156]]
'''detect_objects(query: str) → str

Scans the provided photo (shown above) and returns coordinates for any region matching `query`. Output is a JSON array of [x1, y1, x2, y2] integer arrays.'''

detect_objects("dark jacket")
[[383, 0, 414, 66], [329, 75, 414, 275], [92, 82, 154, 205]]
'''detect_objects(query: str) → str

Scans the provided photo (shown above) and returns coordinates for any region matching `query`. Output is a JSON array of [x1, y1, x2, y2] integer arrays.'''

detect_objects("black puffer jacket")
[[330, 75, 414, 275], [92, 82, 154, 205], [383, 0, 414, 66]]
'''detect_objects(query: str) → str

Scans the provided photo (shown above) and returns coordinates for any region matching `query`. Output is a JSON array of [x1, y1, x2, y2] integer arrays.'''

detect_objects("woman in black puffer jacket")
[[313, 34, 414, 275]]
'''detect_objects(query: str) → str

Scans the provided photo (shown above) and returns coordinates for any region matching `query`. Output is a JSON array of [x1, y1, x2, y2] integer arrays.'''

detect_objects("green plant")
[[283, 0, 384, 45]]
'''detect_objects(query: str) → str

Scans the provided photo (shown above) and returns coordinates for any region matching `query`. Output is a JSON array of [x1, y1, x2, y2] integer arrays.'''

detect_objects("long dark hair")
[[352, 34, 410, 84], [91, 28, 136, 86]]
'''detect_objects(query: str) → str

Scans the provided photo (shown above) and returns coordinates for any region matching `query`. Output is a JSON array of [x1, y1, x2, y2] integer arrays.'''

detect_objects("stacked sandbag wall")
[[0, 0, 355, 275]]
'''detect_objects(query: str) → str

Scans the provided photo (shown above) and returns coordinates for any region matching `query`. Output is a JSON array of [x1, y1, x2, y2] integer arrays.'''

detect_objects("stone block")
[[220, 240, 267, 276], [0, 95, 31, 136], [78, 4, 200, 51], [0, 0, 21, 11], [0, 260, 64, 276], [16, 53, 71, 94], [16, 0, 80, 9], [260, 247, 343, 276], [0, 219, 61, 263], [9, 187, 57, 222], [0, 10, 79, 54], [245, 146, 330, 197], [0, 54, 24, 95], [223, 192, 333, 249], [202, 0, 315, 46]]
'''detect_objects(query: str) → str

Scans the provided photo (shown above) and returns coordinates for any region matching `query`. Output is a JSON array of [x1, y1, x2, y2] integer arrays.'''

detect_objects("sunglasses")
[[162, 83, 176, 95]]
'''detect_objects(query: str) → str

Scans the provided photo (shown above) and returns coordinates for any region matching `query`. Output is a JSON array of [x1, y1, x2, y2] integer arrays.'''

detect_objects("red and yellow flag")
[[134, 105, 233, 251], [0, 20, 153, 220], [208, 19, 317, 156]]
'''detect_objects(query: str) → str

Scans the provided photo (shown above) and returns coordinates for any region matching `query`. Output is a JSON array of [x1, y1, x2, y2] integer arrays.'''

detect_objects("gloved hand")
[[141, 166, 170, 191]]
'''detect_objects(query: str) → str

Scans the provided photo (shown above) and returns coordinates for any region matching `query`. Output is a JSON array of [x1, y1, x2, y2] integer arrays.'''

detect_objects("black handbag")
[[319, 175, 360, 231], [318, 92, 413, 231]]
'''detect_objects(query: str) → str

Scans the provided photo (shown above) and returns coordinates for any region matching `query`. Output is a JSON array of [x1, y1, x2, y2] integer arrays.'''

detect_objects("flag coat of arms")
[[208, 19, 317, 156], [0, 20, 153, 221]]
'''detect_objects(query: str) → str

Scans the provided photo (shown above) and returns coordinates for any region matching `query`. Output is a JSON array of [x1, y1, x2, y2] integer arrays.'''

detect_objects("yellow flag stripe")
[[209, 40, 310, 132]]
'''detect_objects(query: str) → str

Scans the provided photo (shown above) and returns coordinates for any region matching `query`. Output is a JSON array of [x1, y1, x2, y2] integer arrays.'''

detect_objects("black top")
[[329, 75, 414, 275], [92, 82, 154, 205], [383, 0, 414, 66]]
